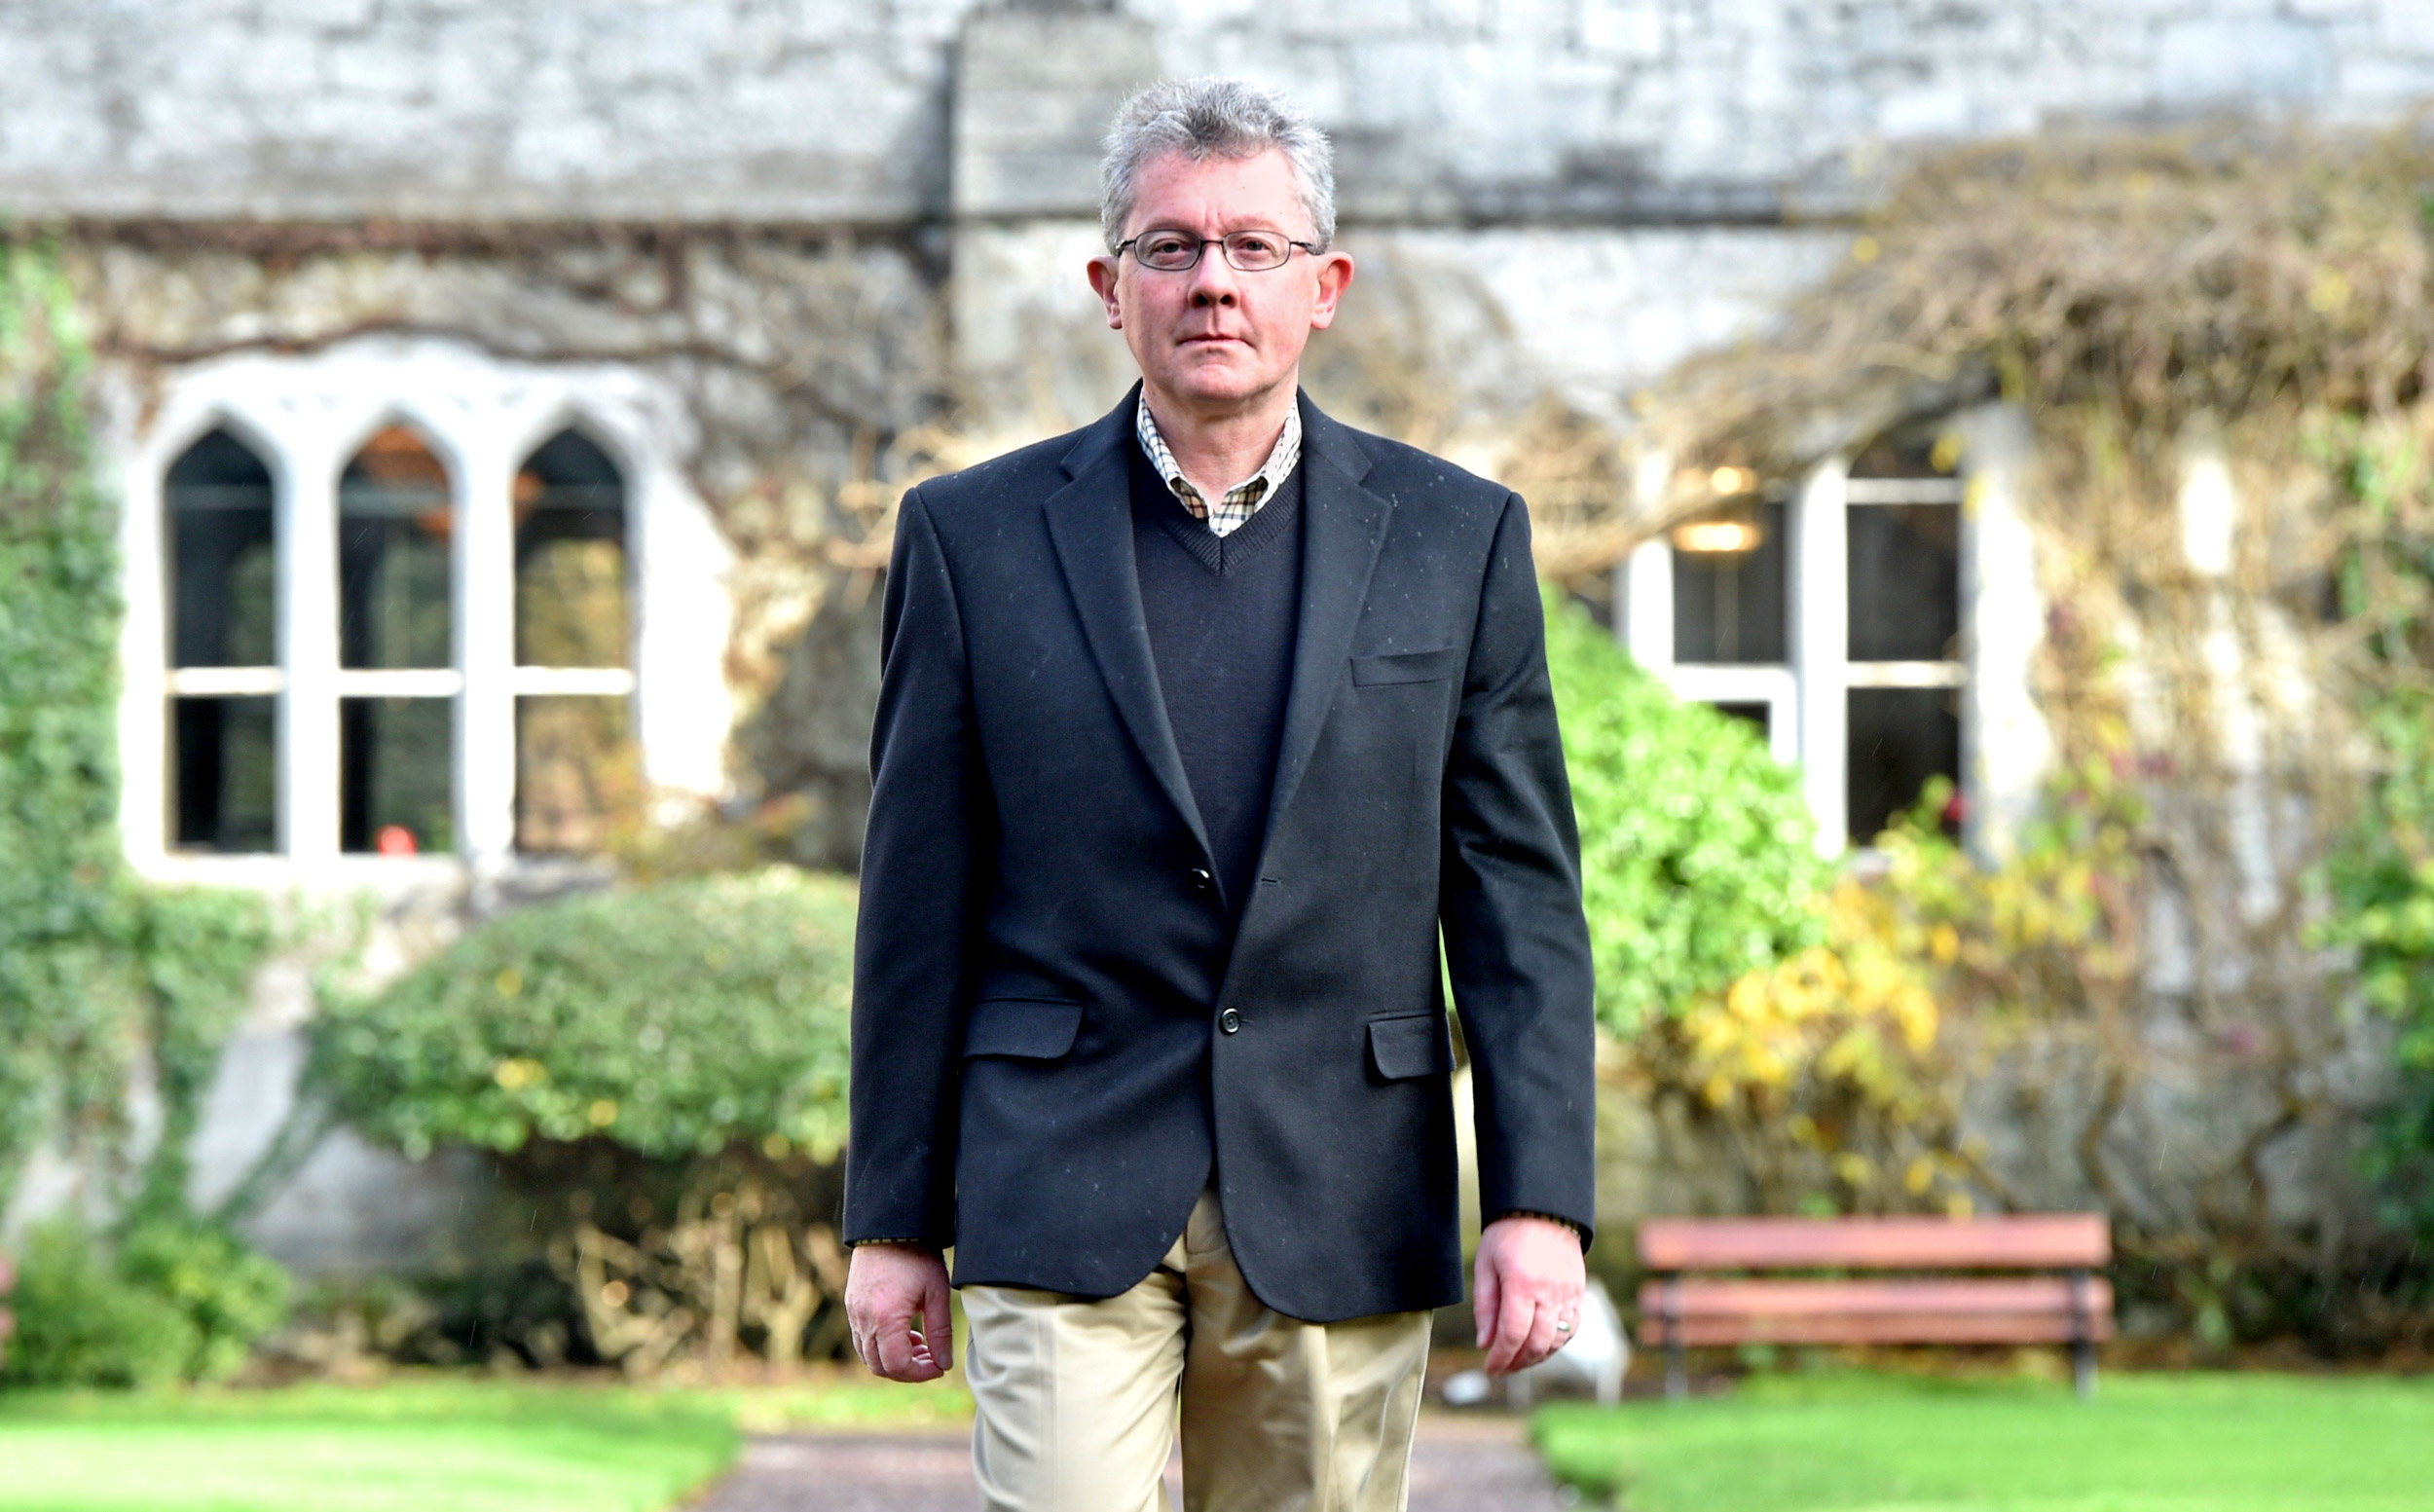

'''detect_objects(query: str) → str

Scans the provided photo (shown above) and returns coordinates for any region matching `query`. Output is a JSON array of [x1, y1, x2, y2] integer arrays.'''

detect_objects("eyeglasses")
[[1115, 229, 1323, 274]]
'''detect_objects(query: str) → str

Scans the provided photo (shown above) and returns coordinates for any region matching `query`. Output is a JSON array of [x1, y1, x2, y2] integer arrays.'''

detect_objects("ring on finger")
[[1554, 1317, 1574, 1334]]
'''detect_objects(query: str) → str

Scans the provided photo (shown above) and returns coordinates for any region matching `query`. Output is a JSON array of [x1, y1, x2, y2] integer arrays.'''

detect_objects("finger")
[[924, 1270, 955, 1375], [1473, 1249, 1501, 1350], [1514, 1296, 1565, 1372], [1485, 1282, 1536, 1376], [875, 1312, 930, 1382]]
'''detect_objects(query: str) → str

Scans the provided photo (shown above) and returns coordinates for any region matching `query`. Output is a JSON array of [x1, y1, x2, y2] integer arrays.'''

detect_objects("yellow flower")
[[1929, 923, 1959, 965]]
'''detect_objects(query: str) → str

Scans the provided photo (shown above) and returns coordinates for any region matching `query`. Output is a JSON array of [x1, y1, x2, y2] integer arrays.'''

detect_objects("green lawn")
[[1532, 1371, 2434, 1512], [0, 1375, 965, 1512]]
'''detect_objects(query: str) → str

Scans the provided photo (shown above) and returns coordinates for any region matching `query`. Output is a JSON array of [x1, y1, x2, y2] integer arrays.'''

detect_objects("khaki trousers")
[[960, 1188, 1433, 1512]]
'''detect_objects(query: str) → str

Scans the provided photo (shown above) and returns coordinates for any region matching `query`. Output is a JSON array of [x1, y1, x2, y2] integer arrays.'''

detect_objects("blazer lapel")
[[1043, 391, 1213, 859], [1261, 396, 1394, 853]]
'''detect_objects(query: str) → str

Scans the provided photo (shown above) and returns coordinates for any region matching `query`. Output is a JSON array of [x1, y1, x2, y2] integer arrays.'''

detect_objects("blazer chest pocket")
[[1350, 646, 1462, 686], [964, 997, 1085, 1061], [1367, 1013, 1454, 1081]]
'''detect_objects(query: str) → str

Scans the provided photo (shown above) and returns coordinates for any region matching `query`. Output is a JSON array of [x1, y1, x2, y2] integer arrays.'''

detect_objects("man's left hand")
[[1473, 1214, 1585, 1377]]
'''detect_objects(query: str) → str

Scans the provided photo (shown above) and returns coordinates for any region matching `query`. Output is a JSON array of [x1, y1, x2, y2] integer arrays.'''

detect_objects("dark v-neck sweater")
[[1128, 437, 1306, 930]]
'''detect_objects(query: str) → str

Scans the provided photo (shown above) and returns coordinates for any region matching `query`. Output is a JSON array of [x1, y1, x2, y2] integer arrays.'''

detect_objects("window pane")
[[340, 426, 453, 671], [1848, 503, 1959, 662], [1672, 500, 1786, 663], [516, 695, 638, 855], [516, 430, 628, 669], [170, 696, 276, 853], [1709, 701, 1770, 741], [341, 696, 453, 854], [166, 430, 276, 669], [1848, 687, 1959, 843]]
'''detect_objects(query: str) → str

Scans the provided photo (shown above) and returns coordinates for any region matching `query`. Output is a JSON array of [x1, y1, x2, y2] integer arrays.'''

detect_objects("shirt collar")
[[1134, 393, 1303, 538]]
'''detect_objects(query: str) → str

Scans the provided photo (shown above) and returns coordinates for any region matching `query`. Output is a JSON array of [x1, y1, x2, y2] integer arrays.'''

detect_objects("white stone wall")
[[950, 219, 1847, 437], [1, 0, 2427, 223]]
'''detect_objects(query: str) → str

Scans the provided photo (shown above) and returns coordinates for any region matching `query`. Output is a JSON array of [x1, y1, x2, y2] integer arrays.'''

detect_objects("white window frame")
[[112, 336, 736, 887], [1621, 409, 2040, 859]]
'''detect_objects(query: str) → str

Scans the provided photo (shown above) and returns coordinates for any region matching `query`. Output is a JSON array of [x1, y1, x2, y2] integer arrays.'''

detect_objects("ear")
[[1087, 254, 1125, 329], [1308, 249, 1355, 331]]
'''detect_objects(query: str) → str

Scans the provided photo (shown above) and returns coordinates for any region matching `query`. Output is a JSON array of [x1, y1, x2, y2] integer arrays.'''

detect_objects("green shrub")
[[1543, 590, 1828, 1034], [4, 1220, 199, 1389], [2317, 688, 2434, 1239], [310, 867, 857, 1162], [117, 1220, 293, 1382]]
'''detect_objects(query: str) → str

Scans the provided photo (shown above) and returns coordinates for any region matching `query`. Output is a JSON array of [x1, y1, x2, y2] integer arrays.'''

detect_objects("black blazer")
[[844, 388, 1595, 1322]]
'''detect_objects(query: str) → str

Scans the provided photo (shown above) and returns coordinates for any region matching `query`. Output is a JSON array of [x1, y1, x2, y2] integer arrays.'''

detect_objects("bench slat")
[[1638, 1215, 2109, 1271], [1637, 1276, 2114, 1320], [1640, 1311, 2116, 1347]]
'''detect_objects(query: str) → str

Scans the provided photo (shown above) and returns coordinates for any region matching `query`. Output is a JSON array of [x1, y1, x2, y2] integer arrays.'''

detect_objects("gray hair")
[[1100, 78, 1337, 253]]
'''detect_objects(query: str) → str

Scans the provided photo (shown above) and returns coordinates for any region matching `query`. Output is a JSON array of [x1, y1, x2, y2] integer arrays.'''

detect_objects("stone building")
[[4, 0, 2430, 1269]]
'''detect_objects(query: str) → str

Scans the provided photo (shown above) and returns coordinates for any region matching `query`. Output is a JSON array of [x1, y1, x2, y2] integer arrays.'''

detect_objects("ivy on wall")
[[0, 237, 272, 1216]]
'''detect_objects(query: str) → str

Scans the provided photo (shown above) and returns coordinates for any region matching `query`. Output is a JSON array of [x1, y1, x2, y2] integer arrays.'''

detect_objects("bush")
[[1543, 591, 1828, 1034], [2, 1217, 291, 1389], [4, 1221, 200, 1389], [309, 867, 856, 1162], [117, 1220, 293, 1382]]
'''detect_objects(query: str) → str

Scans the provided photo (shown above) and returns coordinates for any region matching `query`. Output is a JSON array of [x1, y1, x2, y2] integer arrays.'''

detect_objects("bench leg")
[[1662, 1274, 1687, 1403], [2067, 1266, 2097, 1402]]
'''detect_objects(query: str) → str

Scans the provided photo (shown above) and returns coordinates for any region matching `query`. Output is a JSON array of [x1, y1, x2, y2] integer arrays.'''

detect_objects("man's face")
[[1088, 149, 1353, 413]]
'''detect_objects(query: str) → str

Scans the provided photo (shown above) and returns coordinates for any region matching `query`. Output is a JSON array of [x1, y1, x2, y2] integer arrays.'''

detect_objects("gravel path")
[[695, 1413, 1570, 1511]]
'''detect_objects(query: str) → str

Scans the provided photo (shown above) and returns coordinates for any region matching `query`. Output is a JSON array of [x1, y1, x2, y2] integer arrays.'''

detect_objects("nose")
[[1185, 251, 1240, 307]]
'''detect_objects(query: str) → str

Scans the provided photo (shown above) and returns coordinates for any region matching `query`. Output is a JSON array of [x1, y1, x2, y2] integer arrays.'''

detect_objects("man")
[[845, 78, 1596, 1511]]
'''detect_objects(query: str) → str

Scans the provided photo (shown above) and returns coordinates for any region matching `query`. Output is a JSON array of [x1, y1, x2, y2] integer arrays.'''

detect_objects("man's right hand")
[[844, 1241, 954, 1382]]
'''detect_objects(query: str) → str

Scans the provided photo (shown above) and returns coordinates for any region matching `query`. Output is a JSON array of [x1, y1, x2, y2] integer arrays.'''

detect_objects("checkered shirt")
[[1135, 395, 1303, 539]]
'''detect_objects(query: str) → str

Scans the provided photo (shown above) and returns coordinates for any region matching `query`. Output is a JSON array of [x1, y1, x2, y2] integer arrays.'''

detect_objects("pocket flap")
[[963, 997, 1085, 1060], [1368, 1013, 1453, 1080], [1351, 646, 1462, 686]]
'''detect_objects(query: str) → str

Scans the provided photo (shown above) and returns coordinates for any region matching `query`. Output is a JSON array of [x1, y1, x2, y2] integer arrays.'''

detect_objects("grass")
[[1531, 1370, 2434, 1512], [0, 1373, 971, 1512]]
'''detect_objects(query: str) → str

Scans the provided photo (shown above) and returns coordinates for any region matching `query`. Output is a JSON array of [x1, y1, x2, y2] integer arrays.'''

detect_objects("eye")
[[1138, 234, 1198, 268], [1227, 232, 1286, 266]]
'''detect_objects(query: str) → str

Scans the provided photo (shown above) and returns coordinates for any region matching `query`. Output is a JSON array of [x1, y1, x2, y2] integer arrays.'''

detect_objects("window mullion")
[[281, 440, 342, 862], [1791, 457, 1850, 857], [1619, 536, 1675, 676], [458, 439, 518, 867]]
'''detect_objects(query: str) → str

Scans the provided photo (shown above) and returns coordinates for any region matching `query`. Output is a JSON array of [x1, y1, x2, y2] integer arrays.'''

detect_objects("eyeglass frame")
[[1113, 228, 1327, 274]]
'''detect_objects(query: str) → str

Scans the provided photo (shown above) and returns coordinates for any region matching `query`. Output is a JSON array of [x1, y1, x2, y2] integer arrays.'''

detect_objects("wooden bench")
[[1636, 1214, 2114, 1401]]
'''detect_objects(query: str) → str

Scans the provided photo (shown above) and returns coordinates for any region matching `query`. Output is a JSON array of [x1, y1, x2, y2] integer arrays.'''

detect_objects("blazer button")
[[1188, 867, 1215, 893], [1218, 1007, 1243, 1035]]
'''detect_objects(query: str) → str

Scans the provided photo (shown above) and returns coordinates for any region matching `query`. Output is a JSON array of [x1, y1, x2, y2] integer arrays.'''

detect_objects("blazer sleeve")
[[1439, 491, 1600, 1247], [843, 488, 994, 1248]]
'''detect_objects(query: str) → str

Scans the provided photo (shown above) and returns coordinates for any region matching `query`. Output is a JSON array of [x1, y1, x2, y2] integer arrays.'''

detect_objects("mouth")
[[1180, 332, 1248, 349]]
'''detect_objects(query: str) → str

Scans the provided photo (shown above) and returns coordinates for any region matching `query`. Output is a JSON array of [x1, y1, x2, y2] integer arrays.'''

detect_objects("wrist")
[[1491, 1210, 1584, 1245]]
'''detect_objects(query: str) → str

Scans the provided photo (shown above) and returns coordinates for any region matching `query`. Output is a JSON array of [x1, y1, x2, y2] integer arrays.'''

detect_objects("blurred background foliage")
[[310, 869, 854, 1164], [1543, 590, 1827, 1038], [303, 869, 858, 1375], [0, 238, 285, 1387]]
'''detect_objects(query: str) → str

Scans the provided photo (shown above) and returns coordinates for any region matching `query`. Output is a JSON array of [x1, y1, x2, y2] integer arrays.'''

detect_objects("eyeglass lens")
[[1132, 231, 1297, 272]]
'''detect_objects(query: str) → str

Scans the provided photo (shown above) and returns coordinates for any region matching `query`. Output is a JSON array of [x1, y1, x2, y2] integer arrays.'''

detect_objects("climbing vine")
[[0, 236, 273, 1217]]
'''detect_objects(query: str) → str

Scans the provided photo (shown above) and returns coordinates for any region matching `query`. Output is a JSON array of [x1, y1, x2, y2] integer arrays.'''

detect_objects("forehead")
[[1125, 148, 1307, 234]]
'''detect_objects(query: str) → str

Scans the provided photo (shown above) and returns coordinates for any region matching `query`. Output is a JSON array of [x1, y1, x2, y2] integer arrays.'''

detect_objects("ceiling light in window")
[[1709, 465, 1757, 496], [1673, 518, 1765, 555]]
